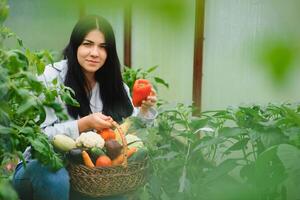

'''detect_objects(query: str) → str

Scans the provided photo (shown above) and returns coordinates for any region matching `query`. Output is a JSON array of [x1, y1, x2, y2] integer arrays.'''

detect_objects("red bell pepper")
[[132, 79, 152, 107]]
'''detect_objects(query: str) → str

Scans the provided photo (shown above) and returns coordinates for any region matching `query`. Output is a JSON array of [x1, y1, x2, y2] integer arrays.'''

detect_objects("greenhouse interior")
[[1, 0, 300, 199]]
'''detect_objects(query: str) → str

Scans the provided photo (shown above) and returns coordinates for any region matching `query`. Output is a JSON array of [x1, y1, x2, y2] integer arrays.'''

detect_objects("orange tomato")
[[98, 128, 116, 141], [95, 155, 112, 167]]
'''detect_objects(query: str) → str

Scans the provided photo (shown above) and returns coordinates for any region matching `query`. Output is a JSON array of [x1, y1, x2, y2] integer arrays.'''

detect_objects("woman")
[[13, 15, 157, 200]]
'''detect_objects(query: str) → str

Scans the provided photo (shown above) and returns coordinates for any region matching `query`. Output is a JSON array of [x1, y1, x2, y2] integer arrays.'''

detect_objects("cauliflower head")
[[76, 131, 105, 148]]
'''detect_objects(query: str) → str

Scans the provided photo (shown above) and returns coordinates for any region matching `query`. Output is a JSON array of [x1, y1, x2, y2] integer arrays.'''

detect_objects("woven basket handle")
[[112, 121, 128, 167]]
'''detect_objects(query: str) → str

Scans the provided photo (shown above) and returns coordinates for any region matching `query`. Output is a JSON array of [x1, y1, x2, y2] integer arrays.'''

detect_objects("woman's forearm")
[[77, 115, 91, 133]]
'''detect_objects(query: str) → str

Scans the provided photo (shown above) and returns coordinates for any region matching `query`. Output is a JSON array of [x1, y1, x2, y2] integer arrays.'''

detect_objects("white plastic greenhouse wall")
[[5, 0, 300, 111]]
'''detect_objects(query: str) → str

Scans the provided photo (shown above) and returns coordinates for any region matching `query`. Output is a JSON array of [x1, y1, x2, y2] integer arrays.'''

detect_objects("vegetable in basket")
[[126, 134, 144, 149], [104, 139, 123, 160], [66, 148, 83, 164], [95, 155, 112, 167], [114, 118, 131, 141], [98, 128, 116, 141], [52, 134, 76, 152], [89, 147, 105, 163], [128, 147, 148, 162], [82, 150, 95, 168], [76, 131, 105, 148], [111, 147, 137, 166]]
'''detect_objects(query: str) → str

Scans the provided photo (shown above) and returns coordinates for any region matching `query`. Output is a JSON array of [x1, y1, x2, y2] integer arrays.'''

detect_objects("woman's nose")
[[90, 46, 99, 57]]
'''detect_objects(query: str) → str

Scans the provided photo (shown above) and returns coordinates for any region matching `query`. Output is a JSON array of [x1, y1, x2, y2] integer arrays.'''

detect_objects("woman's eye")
[[82, 42, 92, 46], [100, 44, 107, 48]]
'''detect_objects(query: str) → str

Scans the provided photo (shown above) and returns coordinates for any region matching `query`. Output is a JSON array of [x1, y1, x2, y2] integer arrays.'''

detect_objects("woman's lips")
[[86, 59, 100, 64]]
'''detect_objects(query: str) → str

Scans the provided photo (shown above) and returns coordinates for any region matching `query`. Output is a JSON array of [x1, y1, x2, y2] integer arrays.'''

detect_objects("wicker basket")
[[67, 122, 149, 197]]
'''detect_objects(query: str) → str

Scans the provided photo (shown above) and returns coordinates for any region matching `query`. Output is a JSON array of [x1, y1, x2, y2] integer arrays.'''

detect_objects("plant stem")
[[251, 142, 257, 160], [241, 136, 249, 164], [211, 144, 217, 161], [184, 142, 191, 165]]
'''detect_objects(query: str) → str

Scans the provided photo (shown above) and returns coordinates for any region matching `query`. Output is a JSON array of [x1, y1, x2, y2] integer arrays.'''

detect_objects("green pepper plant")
[[122, 65, 169, 93], [130, 103, 300, 200], [0, 1, 78, 199]]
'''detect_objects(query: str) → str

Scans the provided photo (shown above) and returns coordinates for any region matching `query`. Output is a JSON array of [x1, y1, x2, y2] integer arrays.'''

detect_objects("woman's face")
[[77, 29, 107, 76]]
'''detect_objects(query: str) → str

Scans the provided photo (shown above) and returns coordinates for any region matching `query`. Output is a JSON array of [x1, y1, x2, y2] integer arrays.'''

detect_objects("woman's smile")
[[86, 59, 100, 65]]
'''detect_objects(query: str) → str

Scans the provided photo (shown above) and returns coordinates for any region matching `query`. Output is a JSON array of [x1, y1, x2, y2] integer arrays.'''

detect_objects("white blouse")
[[90, 82, 103, 113]]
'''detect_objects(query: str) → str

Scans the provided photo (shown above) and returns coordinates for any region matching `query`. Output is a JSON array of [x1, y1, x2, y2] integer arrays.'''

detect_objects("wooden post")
[[124, 3, 132, 68], [193, 0, 205, 114]]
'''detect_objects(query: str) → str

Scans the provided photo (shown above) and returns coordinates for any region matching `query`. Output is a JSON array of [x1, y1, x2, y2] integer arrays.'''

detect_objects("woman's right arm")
[[40, 106, 80, 140], [41, 109, 113, 140], [77, 113, 113, 133]]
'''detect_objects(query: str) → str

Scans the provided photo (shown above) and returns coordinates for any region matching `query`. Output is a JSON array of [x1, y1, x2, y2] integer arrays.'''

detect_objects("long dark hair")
[[63, 15, 133, 122]]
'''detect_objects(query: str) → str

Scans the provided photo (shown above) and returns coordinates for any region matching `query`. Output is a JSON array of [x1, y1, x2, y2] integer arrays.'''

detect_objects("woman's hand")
[[139, 89, 157, 116], [78, 113, 113, 133]]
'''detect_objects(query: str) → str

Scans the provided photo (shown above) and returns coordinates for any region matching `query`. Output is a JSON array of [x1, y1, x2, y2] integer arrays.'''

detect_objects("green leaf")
[[254, 146, 287, 191], [54, 111, 68, 121], [202, 159, 239, 184], [16, 88, 31, 99], [0, 125, 11, 134], [43, 89, 57, 102], [277, 144, 300, 184], [260, 127, 288, 148], [211, 110, 234, 120], [0, 179, 19, 200], [20, 127, 34, 135], [154, 151, 179, 161], [146, 65, 158, 73], [42, 50, 54, 65], [0, 4, 9, 25], [6, 49, 28, 73], [247, 129, 260, 142], [17, 37, 23, 47], [223, 138, 249, 155], [154, 77, 169, 88], [30, 139, 47, 152], [36, 60, 45, 75], [189, 118, 208, 132], [61, 89, 79, 107], [219, 127, 246, 138], [16, 98, 36, 114], [22, 71, 43, 93], [148, 175, 162, 199], [160, 190, 171, 200], [46, 102, 63, 112], [36, 104, 46, 124], [240, 162, 255, 180], [0, 84, 8, 100], [192, 136, 224, 152], [52, 77, 58, 85], [284, 106, 300, 126], [0, 107, 10, 125]]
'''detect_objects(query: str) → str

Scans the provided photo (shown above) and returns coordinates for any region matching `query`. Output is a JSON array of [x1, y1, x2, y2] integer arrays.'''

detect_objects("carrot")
[[82, 150, 95, 168], [127, 147, 138, 158], [112, 147, 137, 166]]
